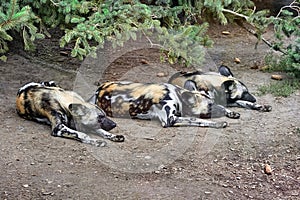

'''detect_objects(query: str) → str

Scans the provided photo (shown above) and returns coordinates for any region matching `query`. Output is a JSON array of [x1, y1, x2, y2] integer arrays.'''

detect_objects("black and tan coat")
[[89, 81, 240, 129], [16, 81, 124, 146]]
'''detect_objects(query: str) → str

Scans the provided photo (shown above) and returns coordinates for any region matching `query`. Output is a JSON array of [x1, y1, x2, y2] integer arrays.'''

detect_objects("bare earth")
[[0, 24, 299, 199]]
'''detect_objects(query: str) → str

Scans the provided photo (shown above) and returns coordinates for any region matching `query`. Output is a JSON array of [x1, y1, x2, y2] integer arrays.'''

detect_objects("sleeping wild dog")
[[16, 81, 124, 146], [169, 65, 272, 112], [89, 81, 241, 129]]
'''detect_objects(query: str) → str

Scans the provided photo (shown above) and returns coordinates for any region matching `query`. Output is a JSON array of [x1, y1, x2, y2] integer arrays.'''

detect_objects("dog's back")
[[16, 82, 85, 124], [93, 81, 175, 118]]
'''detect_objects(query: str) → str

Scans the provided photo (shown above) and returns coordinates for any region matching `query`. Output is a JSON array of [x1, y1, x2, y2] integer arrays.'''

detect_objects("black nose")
[[242, 92, 256, 103], [100, 117, 117, 131]]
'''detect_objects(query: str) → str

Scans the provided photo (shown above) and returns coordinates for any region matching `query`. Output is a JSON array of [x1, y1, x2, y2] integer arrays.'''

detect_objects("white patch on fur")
[[18, 82, 41, 94]]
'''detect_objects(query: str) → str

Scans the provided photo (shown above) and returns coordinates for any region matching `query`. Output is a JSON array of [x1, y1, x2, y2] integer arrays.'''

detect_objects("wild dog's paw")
[[215, 121, 227, 128], [260, 105, 272, 112], [111, 135, 125, 142], [226, 111, 240, 119]]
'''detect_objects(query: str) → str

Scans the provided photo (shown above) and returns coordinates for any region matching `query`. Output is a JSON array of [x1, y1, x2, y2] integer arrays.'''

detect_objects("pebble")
[[157, 72, 167, 77], [222, 31, 230, 35], [140, 59, 149, 64], [271, 74, 283, 80], [144, 156, 151, 159], [264, 164, 272, 175], [234, 57, 241, 64]]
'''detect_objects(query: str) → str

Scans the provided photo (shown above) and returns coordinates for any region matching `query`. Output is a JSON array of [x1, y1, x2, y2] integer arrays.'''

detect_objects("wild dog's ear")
[[219, 65, 234, 77], [68, 103, 90, 116], [184, 80, 197, 91], [181, 91, 197, 105], [222, 80, 235, 91]]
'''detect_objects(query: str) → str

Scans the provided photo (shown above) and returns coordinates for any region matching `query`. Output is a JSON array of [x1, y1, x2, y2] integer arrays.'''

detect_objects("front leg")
[[156, 102, 227, 128], [49, 112, 107, 146], [95, 129, 125, 142], [52, 124, 107, 147], [211, 104, 240, 119], [172, 116, 227, 128], [233, 100, 272, 112]]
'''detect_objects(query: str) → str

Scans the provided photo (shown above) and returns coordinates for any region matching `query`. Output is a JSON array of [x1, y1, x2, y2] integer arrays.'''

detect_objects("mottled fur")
[[169, 65, 272, 112], [89, 81, 236, 129], [16, 82, 124, 146]]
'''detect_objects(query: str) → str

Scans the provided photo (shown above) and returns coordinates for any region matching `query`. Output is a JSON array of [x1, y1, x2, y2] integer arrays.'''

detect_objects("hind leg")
[[173, 116, 227, 128], [156, 104, 227, 128]]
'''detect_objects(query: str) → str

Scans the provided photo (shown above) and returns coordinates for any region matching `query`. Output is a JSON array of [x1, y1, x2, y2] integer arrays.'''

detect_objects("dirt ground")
[[0, 24, 299, 200]]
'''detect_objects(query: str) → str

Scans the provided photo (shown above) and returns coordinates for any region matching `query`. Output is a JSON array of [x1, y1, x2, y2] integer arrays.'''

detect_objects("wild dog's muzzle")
[[241, 92, 256, 103], [98, 116, 116, 131]]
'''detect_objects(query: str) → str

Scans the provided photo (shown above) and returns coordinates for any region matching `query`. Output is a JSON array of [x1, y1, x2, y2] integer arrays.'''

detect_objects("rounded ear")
[[184, 80, 197, 91], [68, 103, 89, 116], [222, 80, 235, 91], [181, 91, 196, 104], [219, 65, 234, 77]]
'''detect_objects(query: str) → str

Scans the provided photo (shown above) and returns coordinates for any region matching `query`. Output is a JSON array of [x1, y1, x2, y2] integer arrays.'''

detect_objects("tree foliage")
[[267, 1, 300, 78], [0, 0, 46, 61], [0, 0, 299, 77]]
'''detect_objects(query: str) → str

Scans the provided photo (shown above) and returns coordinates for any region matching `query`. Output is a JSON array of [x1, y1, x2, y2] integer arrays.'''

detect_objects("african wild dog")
[[168, 65, 272, 112], [16, 81, 124, 146], [89, 81, 240, 129]]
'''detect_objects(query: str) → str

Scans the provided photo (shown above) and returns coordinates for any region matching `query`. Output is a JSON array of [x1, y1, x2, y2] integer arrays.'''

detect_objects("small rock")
[[42, 191, 54, 196], [264, 164, 272, 175], [222, 31, 230, 35], [59, 51, 69, 56], [144, 155, 151, 159], [23, 184, 29, 188], [222, 184, 228, 187], [234, 57, 241, 64], [271, 74, 283, 80], [140, 59, 149, 64], [157, 72, 167, 77]]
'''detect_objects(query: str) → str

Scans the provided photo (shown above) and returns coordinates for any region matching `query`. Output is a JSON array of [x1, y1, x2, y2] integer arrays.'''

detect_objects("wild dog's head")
[[218, 65, 256, 103], [68, 103, 116, 132], [180, 89, 215, 118]]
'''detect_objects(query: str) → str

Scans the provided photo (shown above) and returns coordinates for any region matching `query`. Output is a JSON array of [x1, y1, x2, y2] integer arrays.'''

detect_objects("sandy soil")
[[0, 24, 299, 200]]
